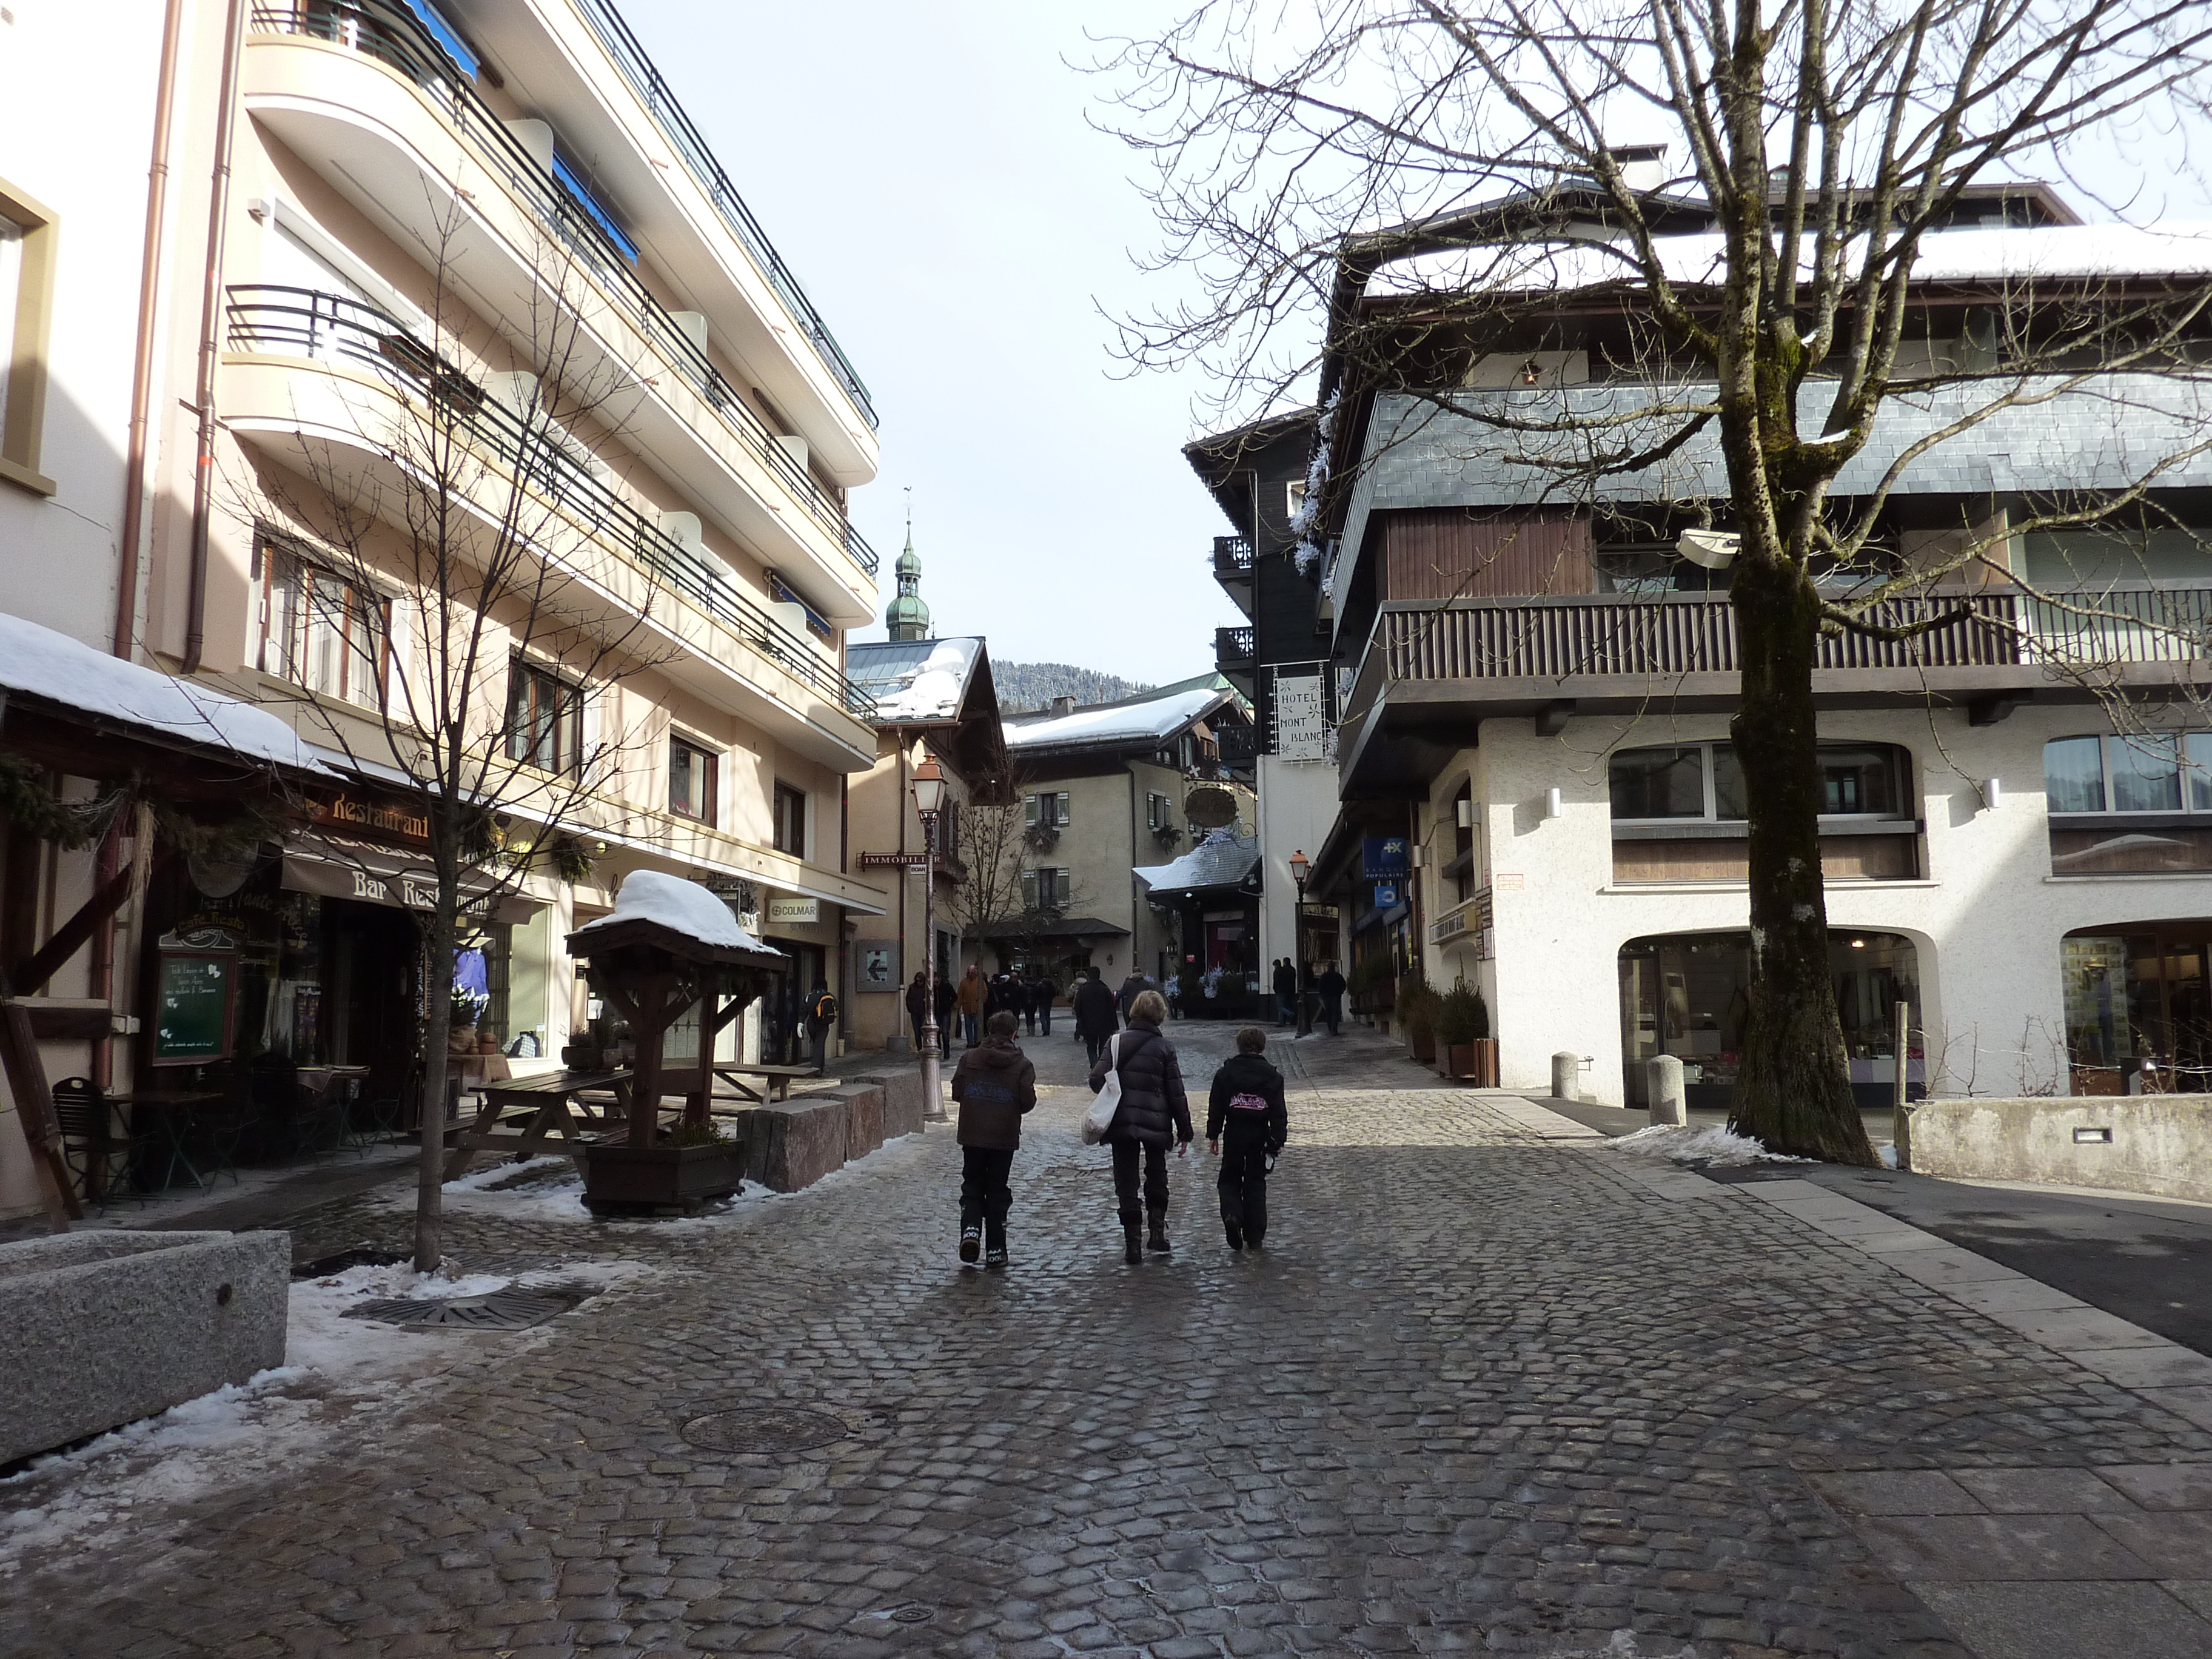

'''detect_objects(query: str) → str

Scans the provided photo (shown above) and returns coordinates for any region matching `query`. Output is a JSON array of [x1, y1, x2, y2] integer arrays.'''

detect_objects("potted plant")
[[1436, 984, 1496, 1084], [1399, 974, 1438, 1064]]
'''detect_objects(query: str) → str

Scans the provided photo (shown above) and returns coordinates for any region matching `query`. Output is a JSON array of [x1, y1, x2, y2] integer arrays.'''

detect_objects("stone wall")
[[1905, 1094, 2212, 1204]]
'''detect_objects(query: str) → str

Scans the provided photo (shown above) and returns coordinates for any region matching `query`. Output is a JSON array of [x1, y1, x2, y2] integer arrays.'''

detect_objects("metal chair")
[[289, 1078, 354, 1162], [50, 1077, 160, 1205]]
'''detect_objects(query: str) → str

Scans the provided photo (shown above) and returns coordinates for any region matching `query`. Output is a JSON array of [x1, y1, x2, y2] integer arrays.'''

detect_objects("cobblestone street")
[[8, 1025, 2212, 1658]]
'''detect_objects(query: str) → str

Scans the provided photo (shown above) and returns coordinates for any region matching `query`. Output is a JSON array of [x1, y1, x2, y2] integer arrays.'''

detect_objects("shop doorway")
[[760, 940, 825, 1065], [2062, 921, 2212, 1092], [1618, 931, 1923, 1110]]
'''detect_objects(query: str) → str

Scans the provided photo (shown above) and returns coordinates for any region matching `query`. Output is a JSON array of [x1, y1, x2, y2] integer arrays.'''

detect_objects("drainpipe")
[[112, 0, 187, 662], [181, 0, 248, 675]]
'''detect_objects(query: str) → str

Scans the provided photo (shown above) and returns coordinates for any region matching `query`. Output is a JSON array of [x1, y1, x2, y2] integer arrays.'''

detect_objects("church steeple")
[[884, 498, 930, 641]]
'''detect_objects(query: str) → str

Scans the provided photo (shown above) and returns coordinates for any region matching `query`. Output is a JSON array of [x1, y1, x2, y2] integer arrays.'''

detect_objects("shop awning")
[[962, 915, 1131, 941], [281, 836, 540, 925]]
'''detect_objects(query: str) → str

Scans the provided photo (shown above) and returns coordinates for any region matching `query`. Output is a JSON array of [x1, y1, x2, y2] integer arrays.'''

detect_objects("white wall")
[[1256, 754, 1343, 969], [1449, 707, 2212, 1104]]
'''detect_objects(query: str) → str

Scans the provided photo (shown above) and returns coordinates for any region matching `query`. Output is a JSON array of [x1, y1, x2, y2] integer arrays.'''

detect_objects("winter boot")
[[1146, 1207, 1172, 1254], [985, 1219, 1007, 1269], [1122, 1219, 1143, 1265], [1224, 1220, 1244, 1251], [959, 1221, 982, 1264]]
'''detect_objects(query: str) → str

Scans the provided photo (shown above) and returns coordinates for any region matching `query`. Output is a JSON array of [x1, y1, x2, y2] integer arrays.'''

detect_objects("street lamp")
[[911, 751, 948, 1121], [1287, 850, 1312, 1036]]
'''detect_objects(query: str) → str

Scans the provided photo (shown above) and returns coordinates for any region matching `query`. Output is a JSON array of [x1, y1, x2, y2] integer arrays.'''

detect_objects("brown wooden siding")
[[1379, 510, 1594, 602]]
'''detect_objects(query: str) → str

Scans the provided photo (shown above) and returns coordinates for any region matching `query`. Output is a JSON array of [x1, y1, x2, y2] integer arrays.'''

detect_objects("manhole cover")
[[343, 1290, 580, 1330], [679, 1405, 851, 1453], [888, 1604, 934, 1624]]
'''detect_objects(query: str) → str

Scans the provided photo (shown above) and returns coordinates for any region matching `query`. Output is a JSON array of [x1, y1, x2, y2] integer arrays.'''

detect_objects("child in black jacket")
[[1205, 1026, 1289, 1250]]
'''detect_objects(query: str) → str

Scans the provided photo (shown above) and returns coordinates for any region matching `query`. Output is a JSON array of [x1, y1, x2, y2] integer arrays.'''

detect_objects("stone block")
[[0, 1229, 290, 1464], [737, 1098, 851, 1193], [1906, 1093, 2212, 1204], [854, 1069, 927, 1140], [831, 1083, 885, 1161]]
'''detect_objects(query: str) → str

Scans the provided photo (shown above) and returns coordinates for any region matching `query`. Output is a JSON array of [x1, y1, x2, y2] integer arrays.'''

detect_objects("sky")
[[622, 0, 1246, 685]]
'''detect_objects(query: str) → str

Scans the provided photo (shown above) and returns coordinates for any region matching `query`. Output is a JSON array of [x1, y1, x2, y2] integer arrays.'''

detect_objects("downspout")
[[97, 0, 189, 1093], [181, 0, 248, 675]]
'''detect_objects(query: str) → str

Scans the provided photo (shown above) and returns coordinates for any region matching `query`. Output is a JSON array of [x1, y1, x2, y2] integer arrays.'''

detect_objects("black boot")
[[985, 1218, 1007, 1268], [1122, 1219, 1143, 1265], [1146, 1207, 1171, 1254], [1224, 1220, 1244, 1250], [959, 1219, 981, 1264]]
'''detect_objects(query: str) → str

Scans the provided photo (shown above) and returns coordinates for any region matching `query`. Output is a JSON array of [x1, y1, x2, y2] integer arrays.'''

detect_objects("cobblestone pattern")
[[6, 1024, 2211, 1659]]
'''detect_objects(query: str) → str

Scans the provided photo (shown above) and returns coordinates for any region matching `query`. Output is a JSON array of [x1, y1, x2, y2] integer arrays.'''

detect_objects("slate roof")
[[1134, 830, 1261, 896], [846, 637, 987, 725]]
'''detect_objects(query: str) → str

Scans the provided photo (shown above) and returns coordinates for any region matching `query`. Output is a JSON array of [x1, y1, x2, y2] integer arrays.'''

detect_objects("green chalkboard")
[[153, 951, 238, 1064]]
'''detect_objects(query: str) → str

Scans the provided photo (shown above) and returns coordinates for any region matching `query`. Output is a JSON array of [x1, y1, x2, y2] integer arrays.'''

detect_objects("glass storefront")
[[2062, 923, 2212, 1093], [1618, 930, 1923, 1109]]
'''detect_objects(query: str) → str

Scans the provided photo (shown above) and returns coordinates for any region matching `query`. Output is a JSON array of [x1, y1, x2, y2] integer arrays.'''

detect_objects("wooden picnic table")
[[443, 1068, 632, 1179], [710, 1062, 820, 1104]]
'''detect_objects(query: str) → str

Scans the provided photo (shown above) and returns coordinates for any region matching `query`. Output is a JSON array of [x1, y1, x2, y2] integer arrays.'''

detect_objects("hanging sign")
[[1363, 836, 1409, 878], [1275, 673, 1330, 762], [1372, 882, 1400, 908]]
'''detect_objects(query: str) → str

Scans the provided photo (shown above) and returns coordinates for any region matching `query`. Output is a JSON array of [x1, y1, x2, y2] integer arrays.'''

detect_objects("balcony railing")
[[1216, 625, 1256, 668], [226, 284, 877, 721], [566, 0, 877, 428], [1218, 724, 1258, 764], [248, 1, 877, 579], [1213, 535, 1254, 575], [1347, 588, 2212, 722]]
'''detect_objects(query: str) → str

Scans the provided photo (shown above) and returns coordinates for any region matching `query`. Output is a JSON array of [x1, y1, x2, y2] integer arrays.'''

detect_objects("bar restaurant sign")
[[766, 895, 820, 926], [312, 791, 430, 845]]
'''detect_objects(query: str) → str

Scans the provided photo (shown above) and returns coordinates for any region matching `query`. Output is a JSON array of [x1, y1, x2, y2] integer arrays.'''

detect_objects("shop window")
[[2062, 927, 2212, 1093], [1618, 931, 1921, 1110], [504, 660, 583, 774], [262, 548, 390, 708], [2046, 733, 2212, 874], [669, 735, 717, 825], [773, 781, 807, 856], [1023, 867, 1070, 911]]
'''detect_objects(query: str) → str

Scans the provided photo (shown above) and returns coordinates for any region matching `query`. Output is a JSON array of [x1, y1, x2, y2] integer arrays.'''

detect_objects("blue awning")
[[400, 0, 479, 79], [551, 151, 640, 263]]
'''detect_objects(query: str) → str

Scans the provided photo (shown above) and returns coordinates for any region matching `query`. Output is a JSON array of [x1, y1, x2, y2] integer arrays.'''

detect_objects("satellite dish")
[[1677, 528, 1741, 570], [1184, 785, 1239, 828]]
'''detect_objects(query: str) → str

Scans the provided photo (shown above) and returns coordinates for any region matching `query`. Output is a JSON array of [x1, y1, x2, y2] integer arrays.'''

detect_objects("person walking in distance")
[[932, 973, 956, 1059], [956, 965, 985, 1048], [1030, 968, 1058, 1036], [803, 978, 838, 1074], [1207, 1026, 1288, 1250], [1088, 988, 1193, 1264], [1117, 968, 1155, 1022], [905, 972, 930, 1052], [1316, 961, 1347, 1036], [1272, 958, 1298, 1027], [951, 1010, 1036, 1267], [1073, 968, 1119, 1067]]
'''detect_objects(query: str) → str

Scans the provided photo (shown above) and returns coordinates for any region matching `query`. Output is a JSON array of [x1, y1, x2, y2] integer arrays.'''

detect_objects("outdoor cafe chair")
[[50, 1076, 162, 1207]]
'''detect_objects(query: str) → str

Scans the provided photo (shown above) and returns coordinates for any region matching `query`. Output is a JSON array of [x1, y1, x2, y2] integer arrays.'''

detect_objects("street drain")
[[679, 1404, 851, 1454], [887, 1604, 934, 1624], [344, 1289, 581, 1330]]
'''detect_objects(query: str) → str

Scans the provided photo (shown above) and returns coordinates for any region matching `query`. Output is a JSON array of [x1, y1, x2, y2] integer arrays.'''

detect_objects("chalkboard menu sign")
[[153, 950, 238, 1064]]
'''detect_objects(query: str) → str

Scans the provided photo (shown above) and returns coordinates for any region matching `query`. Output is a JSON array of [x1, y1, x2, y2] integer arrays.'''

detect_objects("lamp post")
[[911, 751, 948, 1121], [1288, 849, 1312, 1037]]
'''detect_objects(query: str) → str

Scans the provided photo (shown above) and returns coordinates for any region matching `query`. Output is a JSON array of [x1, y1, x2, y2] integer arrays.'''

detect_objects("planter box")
[[1408, 1030, 1436, 1064], [0, 1230, 289, 1465], [579, 1140, 743, 1214], [1438, 1039, 1499, 1085]]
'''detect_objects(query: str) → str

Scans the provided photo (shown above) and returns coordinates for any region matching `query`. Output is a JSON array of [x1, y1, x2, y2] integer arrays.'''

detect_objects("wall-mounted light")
[[1544, 787, 1563, 820], [1411, 845, 1426, 869], [1982, 777, 2002, 810], [1456, 799, 1475, 828]]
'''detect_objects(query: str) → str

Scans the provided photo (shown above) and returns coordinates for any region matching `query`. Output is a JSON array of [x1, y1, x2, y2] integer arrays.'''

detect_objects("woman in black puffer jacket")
[[1087, 989, 1193, 1264]]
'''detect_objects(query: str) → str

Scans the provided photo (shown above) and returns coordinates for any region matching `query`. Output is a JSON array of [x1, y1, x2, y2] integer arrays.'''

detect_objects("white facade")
[[1255, 754, 1345, 971]]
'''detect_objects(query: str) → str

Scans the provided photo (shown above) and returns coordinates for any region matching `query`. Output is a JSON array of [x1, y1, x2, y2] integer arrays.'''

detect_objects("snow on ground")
[[1606, 1123, 1811, 1167]]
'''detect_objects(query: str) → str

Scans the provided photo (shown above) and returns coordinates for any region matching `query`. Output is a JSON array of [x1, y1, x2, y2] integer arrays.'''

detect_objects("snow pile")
[[444, 1152, 570, 1193], [868, 639, 975, 722], [569, 868, 780, 956], [0, 610, 328, 773], [1606, 1123, 1809, 1167], [1005, 686, 1224, 750], [286, 1261, 515, 1374]]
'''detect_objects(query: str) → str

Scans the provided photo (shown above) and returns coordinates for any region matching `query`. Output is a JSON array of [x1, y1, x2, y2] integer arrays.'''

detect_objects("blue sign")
[[1362, 836, 1409, 878], [1372, 882, 1400, 909]]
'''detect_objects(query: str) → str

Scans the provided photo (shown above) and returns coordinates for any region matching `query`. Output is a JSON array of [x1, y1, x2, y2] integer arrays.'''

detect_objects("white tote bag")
[[1081, 1032, 1125, 1145]]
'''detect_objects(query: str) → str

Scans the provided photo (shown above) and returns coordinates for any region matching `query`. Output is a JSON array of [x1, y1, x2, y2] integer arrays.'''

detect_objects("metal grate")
[[679, 1405, 851, 1454], [344, 1290, 581, 1330]]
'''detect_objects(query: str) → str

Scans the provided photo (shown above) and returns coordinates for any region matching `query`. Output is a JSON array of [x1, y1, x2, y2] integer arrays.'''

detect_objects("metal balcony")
[[225, 284, 879, 720]]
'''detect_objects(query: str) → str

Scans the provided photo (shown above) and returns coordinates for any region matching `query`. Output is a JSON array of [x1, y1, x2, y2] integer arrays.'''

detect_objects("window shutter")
[[1024, 793, 1037, 825], [580, 682, 602, 779], [1021, 869, 1036, 910], [1056, 791, 1070, 825]]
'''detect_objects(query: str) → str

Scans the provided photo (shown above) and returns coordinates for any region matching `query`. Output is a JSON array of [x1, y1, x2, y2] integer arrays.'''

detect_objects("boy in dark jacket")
[[1205, 1025, 1288, 1250], [951, 1010, 1037, 1267]]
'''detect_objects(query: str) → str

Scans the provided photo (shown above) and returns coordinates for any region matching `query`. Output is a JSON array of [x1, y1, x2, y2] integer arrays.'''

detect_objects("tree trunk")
[[414, 879, 458, 1271], [1728, 556, 1878, 1165]]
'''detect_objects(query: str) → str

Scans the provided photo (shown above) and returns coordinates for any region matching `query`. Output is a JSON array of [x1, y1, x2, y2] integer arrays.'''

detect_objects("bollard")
[[1551, 1051, 1580, 1100], [1646, 1055, 1687, 1125]]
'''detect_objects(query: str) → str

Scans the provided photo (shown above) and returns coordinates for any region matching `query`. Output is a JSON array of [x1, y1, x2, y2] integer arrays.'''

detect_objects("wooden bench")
[[443, 1068, 633, 1179], [709, 1062, 820, 1104]]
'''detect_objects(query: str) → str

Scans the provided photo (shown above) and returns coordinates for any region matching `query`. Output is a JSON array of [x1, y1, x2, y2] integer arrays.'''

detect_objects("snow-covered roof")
[[0, 611, 329, 774], [1369, 221, 2212, 301], [1134, 830, 1260, 896], [1005, 686, 1227, 752], [568, 870, 785, 959], [846, 637, 985, 725]]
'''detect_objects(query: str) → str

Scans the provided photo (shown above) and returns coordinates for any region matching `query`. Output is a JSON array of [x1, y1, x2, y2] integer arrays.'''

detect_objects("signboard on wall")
[[1273, 672, 1331, 762], [856, 941, 900, 991], [767, 895, 820, 926]]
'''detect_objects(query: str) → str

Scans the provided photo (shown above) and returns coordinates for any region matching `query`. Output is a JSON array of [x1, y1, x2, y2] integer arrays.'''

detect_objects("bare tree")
[[1099, 0, 2212, 1161], [938, 780, 1095, 967], [228, 192, 714, 1267]]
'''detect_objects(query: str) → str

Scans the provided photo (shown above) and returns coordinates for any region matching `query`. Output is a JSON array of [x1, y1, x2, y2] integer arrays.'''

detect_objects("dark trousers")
[[1022, 1005, 1037, 1034], [808, 1027, 829, 1072], [1039, 1005, 1052, 1034], [1109, 1138, 1170, 1223], [1276, 994, 1295, 1026], [1084, 1033, 1108, 1067], [1217, 1132, 1270, 1244], [961, 1012, 979, 1047], [960, 1146, 1014, 1244], [1321, 997, 1341, 1036]]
